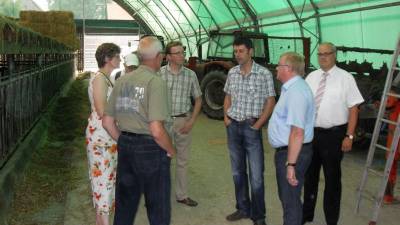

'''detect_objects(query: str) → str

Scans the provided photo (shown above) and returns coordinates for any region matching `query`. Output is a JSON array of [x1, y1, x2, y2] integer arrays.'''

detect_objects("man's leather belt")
[[314, 124, 347, 132], [121, 131, 153, 139], [276, 142, 312, 152], [228, 116, 259, 123], [172, 113, 187, 118]]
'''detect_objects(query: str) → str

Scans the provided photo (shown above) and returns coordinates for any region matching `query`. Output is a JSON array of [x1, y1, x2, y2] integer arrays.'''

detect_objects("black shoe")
[[176, 197, 198, 207], [226, 210, 249, 221], [302, 218, 313, 224], [254, 221, 266, 225]]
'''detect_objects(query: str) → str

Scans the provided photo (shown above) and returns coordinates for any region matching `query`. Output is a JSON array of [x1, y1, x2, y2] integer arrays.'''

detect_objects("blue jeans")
[[226, 119, 266, 223], [113, 133, 171, 225], [275, 144, 312, 225]]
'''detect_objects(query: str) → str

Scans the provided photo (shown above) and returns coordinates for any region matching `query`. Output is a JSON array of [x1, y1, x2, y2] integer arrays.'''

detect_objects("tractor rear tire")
[[200, 71, 227, 120]]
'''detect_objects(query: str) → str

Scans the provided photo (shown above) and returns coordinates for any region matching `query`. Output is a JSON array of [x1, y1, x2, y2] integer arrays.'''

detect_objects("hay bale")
[[51, 24, 76, 37], [18, 10, 78, 50], [49, 11, 74, 24], [18, 21, 52, 37], [19, 11, 49, 23]]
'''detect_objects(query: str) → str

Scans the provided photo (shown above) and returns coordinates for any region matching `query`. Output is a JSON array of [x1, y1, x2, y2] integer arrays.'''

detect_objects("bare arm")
[[92, 76, 108, 118], [287, 126, 305, 186], [342, 105, 359, 152], [191, 96, 202, 122], [149, 121, 176, 157], [102, 115, 121, 141], [252, 96, 276, 129], [180, 96, 202, 134], [223, 94, 232, 126]]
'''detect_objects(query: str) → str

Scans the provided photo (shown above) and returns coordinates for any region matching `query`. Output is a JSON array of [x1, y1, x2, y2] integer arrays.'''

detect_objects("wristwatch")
[[285, 161, 296, 167], [345, 134, 354, 140]]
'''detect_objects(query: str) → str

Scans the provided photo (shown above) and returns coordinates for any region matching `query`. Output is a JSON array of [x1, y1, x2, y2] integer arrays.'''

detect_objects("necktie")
[[315, 72, 328, 116]]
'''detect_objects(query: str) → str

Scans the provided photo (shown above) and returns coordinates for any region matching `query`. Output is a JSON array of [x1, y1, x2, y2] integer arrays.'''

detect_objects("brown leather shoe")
[[226, 210, 249, 221], [177, 197, 198, 207]]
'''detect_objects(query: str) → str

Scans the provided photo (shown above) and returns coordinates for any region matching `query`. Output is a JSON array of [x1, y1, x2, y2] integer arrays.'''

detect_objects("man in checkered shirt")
[[160, 41, 202, 207], [223, 36, 276, 225]]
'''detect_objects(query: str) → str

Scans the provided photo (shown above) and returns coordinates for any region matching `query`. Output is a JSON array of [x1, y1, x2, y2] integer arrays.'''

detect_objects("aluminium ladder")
[[355, 34, 400, 225]]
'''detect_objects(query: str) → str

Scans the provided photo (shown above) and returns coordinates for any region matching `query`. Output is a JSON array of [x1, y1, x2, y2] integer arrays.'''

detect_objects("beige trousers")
[[171, 115, 192, 200]]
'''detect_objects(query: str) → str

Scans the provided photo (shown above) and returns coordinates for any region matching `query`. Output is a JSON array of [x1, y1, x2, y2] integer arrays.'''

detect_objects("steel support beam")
[[213, 0, 400, 32], [310, 0, 321, 44], [221, 0, 241, 29], [185, 0, 220, 31], [198, 0, 220, 30], [184, 0, 209, 36], [286, 0, 305, 37], [238, 0, 259, 32]]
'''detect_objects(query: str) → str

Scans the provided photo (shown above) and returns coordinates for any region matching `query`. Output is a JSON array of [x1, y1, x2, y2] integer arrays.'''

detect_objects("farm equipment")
[[187, 30, 310, 119]]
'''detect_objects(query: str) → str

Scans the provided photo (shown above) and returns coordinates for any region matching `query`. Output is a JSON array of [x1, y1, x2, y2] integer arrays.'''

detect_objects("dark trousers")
[[113, 133, 171, 225], [275, 144, 312, 225], [226, 119, 266, 223], [303, 125, 346, 225]]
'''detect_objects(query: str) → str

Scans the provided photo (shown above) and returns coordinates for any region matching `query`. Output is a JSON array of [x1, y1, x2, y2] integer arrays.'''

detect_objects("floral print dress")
[[85, 72, 117, 215]]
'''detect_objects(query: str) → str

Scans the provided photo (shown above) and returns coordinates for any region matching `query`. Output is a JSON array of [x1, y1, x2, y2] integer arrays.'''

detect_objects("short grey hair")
[[281, 52, 305, 76], [320, 42, 337, 53], [137, 36, 163, 60]]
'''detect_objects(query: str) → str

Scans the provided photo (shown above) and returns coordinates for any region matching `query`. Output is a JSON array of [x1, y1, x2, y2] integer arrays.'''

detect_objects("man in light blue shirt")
[[268, 52, 315, 225]]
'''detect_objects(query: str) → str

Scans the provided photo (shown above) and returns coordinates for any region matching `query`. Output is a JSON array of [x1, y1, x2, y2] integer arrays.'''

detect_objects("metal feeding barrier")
[[0, 15, 74, 168]]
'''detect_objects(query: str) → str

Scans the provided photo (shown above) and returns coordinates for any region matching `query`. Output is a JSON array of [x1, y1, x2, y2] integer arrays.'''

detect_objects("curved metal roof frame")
[[136, 0, 174, 40], [221, 0, 243, 29], [169, 0, 198, 40], [113, 0, 400, 56], [152, 0, 193, 54], [183, 1, 208, 37], [146, 1, 182, 39], [185, 0, 220, 33], [114, 0, 153, 34]]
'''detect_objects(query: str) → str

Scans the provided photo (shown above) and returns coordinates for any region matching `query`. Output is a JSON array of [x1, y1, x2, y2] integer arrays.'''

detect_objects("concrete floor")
[[63, 113, 400, 225]]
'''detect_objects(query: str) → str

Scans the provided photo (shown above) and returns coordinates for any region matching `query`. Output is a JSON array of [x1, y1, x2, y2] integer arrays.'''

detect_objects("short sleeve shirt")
[[224, 61, 275, 121], [306, 65, 364, 128], [105, 65, 169, 134], [268, 76, 315, 148], [159, 64, 202, 115]]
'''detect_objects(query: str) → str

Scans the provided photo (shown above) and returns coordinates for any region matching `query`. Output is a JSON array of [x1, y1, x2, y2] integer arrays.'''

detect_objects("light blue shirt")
[[268, 76, 315, 148]]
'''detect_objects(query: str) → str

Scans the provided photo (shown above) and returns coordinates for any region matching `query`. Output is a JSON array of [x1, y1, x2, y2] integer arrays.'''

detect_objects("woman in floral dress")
[[86, 43, 121, 225]]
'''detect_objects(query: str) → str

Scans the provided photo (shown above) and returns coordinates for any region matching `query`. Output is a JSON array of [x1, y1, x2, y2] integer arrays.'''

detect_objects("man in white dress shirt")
[[302, 42, 364, 225]]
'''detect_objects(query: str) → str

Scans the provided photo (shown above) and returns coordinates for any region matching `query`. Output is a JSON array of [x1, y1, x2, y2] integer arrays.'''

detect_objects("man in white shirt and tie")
[[302, 42, 364, 225]]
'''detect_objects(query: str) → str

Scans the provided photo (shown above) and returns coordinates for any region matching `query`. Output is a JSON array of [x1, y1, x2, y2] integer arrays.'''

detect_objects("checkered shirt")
[[160, 64, 202, 116], [224, 61, 275, 121]]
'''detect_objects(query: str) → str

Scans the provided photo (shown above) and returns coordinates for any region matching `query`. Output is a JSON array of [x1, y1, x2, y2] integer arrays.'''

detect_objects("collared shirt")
[[268, 76, 315, 148], [105, 65, 170, 135], [159, 64, 202, 116], [306, 65, 364, 128], [223, 61, 275, 121]]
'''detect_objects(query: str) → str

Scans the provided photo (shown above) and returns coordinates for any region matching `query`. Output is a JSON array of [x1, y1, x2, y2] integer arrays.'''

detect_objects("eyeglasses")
[[317, 51, 334, 57], [169, 51, 186, 56]]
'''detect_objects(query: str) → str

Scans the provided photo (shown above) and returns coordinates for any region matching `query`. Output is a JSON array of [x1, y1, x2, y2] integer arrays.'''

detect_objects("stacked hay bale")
[[19, 11, 79, 50]]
